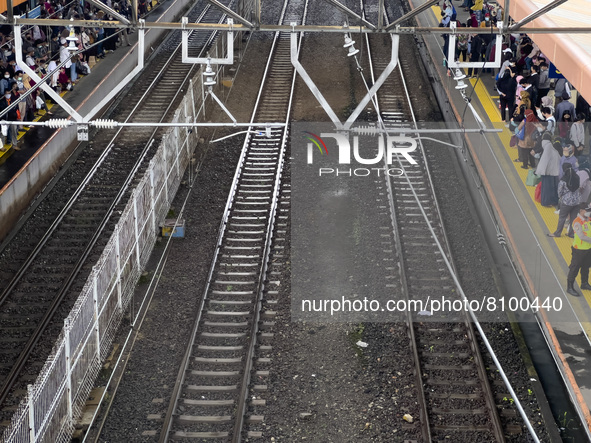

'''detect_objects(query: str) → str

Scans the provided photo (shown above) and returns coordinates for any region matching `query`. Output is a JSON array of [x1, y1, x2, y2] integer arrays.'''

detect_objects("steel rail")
[[357, 4, 431, 441], [158, 0, 305, 440], [231, 1, 308, 438], [0, 1, 223, 410], [363, 3, 506, 442], [83, 14, 254, 442]]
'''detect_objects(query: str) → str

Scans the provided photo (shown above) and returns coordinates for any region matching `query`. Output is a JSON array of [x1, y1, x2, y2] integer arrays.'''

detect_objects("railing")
[[0, 43, 220, 442]]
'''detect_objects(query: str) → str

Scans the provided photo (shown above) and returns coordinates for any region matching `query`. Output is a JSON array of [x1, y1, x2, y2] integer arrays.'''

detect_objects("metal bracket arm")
[[322, 0, 376, 30], [447, 22, 503, 69], [204, 0, 254, 28], [510, 0, 568, 31], [14, 25, 84, 122], [290, 27, 342, 129], [15, 24, 145, 125], [85, 0, 131, 24], [182, 18, 234, 64], [386, 0, 439, 30], [344, 34, 400, 129], [207, 90, 237, 124], [83, 22, 145, 122]]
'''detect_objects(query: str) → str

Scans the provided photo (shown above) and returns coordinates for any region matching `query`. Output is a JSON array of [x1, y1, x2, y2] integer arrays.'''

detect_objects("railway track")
[[0, 0, 233, 431], [158, 0, 306, 440], [361, 4, 507, 442]]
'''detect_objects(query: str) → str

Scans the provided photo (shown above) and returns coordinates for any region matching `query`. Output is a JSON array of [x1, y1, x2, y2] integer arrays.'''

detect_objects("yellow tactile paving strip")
[[471, 80, 591, 299], [0, 94, 63, 164], [430, 4, 591, 300], [0, 59, 101, 164], [422, 3, 591, 430]]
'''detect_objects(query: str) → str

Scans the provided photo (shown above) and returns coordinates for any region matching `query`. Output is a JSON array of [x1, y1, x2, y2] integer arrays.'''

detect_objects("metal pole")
[[204, 0, 254, 28], [386, 0, 439, 30], [27, 384, 35, 442], [322, 0, 376, 30], [378, 0, 384, 30], [290, 29, 342, 127], [132, 190, 141, 269], [7, 0, 13, 24], [131, 0, 137, 24], [510, 0, 568, 31], [502, 0, 510, 32], [85, 0, 131, 24], [92, 268, 101, 360], [64, 319, 73, 428], [149, 166, 156, 238], [114, 226, 123, 312]]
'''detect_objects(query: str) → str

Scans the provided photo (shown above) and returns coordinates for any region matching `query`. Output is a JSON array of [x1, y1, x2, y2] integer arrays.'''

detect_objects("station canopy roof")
[[509, 0, 591, 103]]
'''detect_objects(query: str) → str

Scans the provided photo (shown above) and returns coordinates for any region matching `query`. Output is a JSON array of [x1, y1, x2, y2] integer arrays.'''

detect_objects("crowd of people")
[[438, 1, 591, 296], [0, 0, 138, 151]]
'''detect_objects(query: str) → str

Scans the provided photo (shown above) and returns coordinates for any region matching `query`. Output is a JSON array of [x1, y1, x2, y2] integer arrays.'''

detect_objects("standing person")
[[566, 204, 591, 296], [456, 31, 468, 62], [571, 113, 586, 157], [471, 0, 483, 22], [556, 91, 576, 122], [14, 74, 26, 123], [535, 132, 561, 207], [467, 34, 483, 78], [559, 144, 578, 179], [542, 106, 556, 135], [558, 112, 573, 140], [497, 65, 517, 124], [528, 65, 540, 108], [0, 89, 20, 150], [576, 93, 590, 123], [554, 77, 570, 102], [516, 111, 536, 169], [537, 62, 550, 107], [47, 60, 59, 91], [578, 161, 591, 206], [497, 51, 513, 80], [59, 37, 76, 83], [549, 164, 581, 238]]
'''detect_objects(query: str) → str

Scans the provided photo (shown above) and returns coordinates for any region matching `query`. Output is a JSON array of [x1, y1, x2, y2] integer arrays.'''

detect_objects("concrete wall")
[[0, 0, 190, 241]]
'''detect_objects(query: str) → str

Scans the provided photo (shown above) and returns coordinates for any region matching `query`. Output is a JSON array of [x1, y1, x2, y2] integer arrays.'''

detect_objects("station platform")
[[410, 0, 591, 436], [0, 35, 139, 188]]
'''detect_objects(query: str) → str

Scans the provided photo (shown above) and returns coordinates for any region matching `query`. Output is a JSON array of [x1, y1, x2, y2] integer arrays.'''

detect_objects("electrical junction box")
[[161, 219, 185, 238]]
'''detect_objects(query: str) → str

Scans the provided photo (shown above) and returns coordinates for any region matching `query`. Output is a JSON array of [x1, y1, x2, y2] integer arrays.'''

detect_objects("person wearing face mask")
[[566, 204, 591, 296], [0, 71, 12, 96], [0, 89, 20, 150], [470, 0, 483, 22]]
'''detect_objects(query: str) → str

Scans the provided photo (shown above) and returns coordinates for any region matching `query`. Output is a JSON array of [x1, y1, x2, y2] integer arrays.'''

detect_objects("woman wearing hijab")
[[549, 164, 581, 237], [536, 132, 561, 207]]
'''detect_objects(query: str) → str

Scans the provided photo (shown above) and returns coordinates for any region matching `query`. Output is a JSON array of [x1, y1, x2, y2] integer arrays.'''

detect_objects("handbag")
[[35, 95, 44, 110], [535, 181, 542, 203], [510, 134, 517, 147], [526, 169, 541, 186]]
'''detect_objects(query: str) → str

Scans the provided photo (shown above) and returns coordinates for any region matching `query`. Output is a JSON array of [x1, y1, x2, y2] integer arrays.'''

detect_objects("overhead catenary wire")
[[359, 6, 541, 441]]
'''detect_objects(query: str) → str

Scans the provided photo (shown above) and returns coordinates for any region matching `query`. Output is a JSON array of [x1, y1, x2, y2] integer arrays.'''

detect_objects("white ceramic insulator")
[[47, 119, 70, 128], [93, 119, 118, 129]]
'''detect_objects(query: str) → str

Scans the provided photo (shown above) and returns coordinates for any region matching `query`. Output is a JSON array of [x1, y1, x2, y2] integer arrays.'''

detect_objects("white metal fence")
[[0, 49, 219, 442]]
